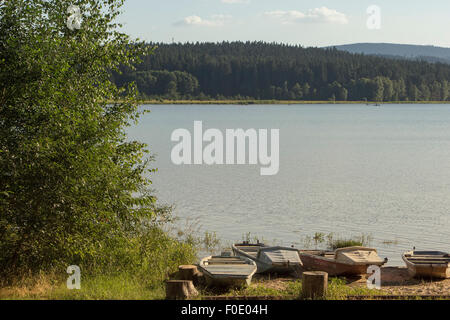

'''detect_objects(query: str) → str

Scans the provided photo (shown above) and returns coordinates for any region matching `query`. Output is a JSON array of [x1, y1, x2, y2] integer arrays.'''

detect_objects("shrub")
[[0, 0, 184, 280]]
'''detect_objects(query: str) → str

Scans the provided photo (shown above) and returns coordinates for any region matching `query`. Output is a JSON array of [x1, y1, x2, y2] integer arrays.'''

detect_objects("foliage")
[[0, 0, 183, 279], [327, 234, 373, 250], [301, 233, 372, 250], [241, 232, 266, 244], [0, 227, 197, 299], [114, 70, 199, 99], [115, 42, 450, 102]]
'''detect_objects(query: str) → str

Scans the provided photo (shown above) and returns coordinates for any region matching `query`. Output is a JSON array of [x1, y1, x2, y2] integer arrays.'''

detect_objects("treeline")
[[113, 42, 450, 101]]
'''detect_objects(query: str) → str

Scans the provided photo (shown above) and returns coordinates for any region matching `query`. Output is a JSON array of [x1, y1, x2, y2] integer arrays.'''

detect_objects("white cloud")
[[265, 7, 349, 25], [221, 0, 250, 4], [174, 14, 231, 27]]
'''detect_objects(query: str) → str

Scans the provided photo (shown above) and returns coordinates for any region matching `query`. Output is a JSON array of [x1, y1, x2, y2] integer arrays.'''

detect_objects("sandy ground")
[[251, 267, 450, 297], [347, 267, 450, 296]]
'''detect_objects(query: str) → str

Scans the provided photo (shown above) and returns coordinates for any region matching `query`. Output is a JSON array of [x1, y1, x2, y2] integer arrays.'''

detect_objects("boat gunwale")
[[402, 251, 450, 268], [232, 243, 265, 259]]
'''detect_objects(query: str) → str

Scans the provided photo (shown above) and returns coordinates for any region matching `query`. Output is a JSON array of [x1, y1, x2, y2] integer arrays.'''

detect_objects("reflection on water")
[[127, 104, 450, 265]]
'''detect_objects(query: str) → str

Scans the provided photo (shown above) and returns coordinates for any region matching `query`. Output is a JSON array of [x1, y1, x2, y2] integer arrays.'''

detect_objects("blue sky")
[[119, 0, 450, 47]]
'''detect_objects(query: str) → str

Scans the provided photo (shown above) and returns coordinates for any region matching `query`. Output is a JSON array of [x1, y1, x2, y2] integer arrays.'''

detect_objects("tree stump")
[[178, 265, 204, 286], [302, 271, 328, 299], [178, 265, 199, 281], [165, 280, 199, 300]]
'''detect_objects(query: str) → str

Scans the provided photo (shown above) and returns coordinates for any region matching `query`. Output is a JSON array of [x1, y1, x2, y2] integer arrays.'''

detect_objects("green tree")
[[303, 83, 311, 99], [291, 83, 303, 100], [373, 77, 384, 102], [441, 80, 449, 101], [419, 83, 431, 101], [382, 78, 394, 101], [0, 0, 165, 276], [431, 81, 442, 101], [408, 84, 420, 101], [167, 81, 178, 98]]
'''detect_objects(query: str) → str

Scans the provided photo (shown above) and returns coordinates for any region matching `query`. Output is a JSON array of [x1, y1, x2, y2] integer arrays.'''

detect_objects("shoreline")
[[137, 99, 450, 105]]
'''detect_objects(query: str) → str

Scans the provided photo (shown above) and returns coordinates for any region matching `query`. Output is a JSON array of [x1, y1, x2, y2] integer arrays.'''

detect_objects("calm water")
[[127, 104, 450, 265]]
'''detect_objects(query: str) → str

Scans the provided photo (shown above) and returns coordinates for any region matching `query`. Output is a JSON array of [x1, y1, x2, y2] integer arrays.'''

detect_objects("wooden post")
[[302, 271, 328, 299], [165, 280, 199, 300]]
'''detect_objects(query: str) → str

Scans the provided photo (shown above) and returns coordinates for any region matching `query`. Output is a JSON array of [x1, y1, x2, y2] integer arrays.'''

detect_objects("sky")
[[119, 0, 450, 48]]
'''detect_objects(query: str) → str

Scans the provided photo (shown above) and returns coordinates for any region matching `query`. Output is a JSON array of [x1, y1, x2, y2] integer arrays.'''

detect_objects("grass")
[[0, 272, 166, 300], [301, 232, 373, 251], [0, 226, 201, 300], [327, 234, 373, 250], [199, 277, 383, 300], [0, 274, 382, 300], [326, 278, 384, 300], [330, 240, 365, 250], [224, 280, 303, 298]]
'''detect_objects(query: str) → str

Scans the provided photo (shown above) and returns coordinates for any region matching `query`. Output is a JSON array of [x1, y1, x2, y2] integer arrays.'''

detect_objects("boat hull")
[[407, 265, 450, 279], [299, 253, 378, 276], [203, 274, 251, 287], [253, 261, 295, 274], [402, 253, 450, 279], [232, 244, 302, 274], [198, 255, 257, 288]]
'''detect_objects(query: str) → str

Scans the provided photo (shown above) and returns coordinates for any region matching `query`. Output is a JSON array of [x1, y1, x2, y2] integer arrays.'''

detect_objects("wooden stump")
[[302, 271, 328, 299], [178, 265, 204, 286], [165, 280, 199, 300], [178, 265, 199, 281]]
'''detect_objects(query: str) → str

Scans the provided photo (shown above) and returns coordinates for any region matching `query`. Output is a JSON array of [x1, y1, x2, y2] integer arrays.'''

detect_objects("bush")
[[0, 0, 190, 281], [327, 234, 373, 250]]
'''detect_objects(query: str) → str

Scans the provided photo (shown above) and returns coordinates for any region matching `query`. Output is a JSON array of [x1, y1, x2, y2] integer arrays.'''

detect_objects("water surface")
[[127, 104, 450, 265]]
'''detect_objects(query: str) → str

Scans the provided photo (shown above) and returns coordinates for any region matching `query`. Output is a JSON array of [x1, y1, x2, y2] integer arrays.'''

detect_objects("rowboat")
[[232, 242, 303, 274], [299, 246, 387, 276], [402, 250, 450, 279], [198, 255, 257, 287]]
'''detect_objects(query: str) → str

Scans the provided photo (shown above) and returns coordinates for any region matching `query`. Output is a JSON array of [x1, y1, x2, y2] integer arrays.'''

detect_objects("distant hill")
[[330, 43, 450, 64]]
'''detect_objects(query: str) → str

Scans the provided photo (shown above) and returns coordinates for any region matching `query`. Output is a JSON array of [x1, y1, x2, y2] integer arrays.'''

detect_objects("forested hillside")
[[332, 43, 450, 65], [113, 42, 450, 101]]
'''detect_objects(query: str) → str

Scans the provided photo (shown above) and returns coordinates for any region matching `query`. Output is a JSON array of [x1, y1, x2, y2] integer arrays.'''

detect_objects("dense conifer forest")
[[113, 42, 450, 101]]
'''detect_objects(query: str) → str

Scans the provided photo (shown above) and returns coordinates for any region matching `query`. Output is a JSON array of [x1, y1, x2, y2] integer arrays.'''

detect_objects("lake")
[[127, 104, 450, 265]]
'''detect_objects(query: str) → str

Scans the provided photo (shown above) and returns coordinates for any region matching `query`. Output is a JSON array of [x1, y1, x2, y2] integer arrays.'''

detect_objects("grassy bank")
[[0, 272, 166, 300], [139, 99, 450, 105], [3, 269, 449, 300], [0, 272, 379, 300], [0, 226, 200, 300]]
